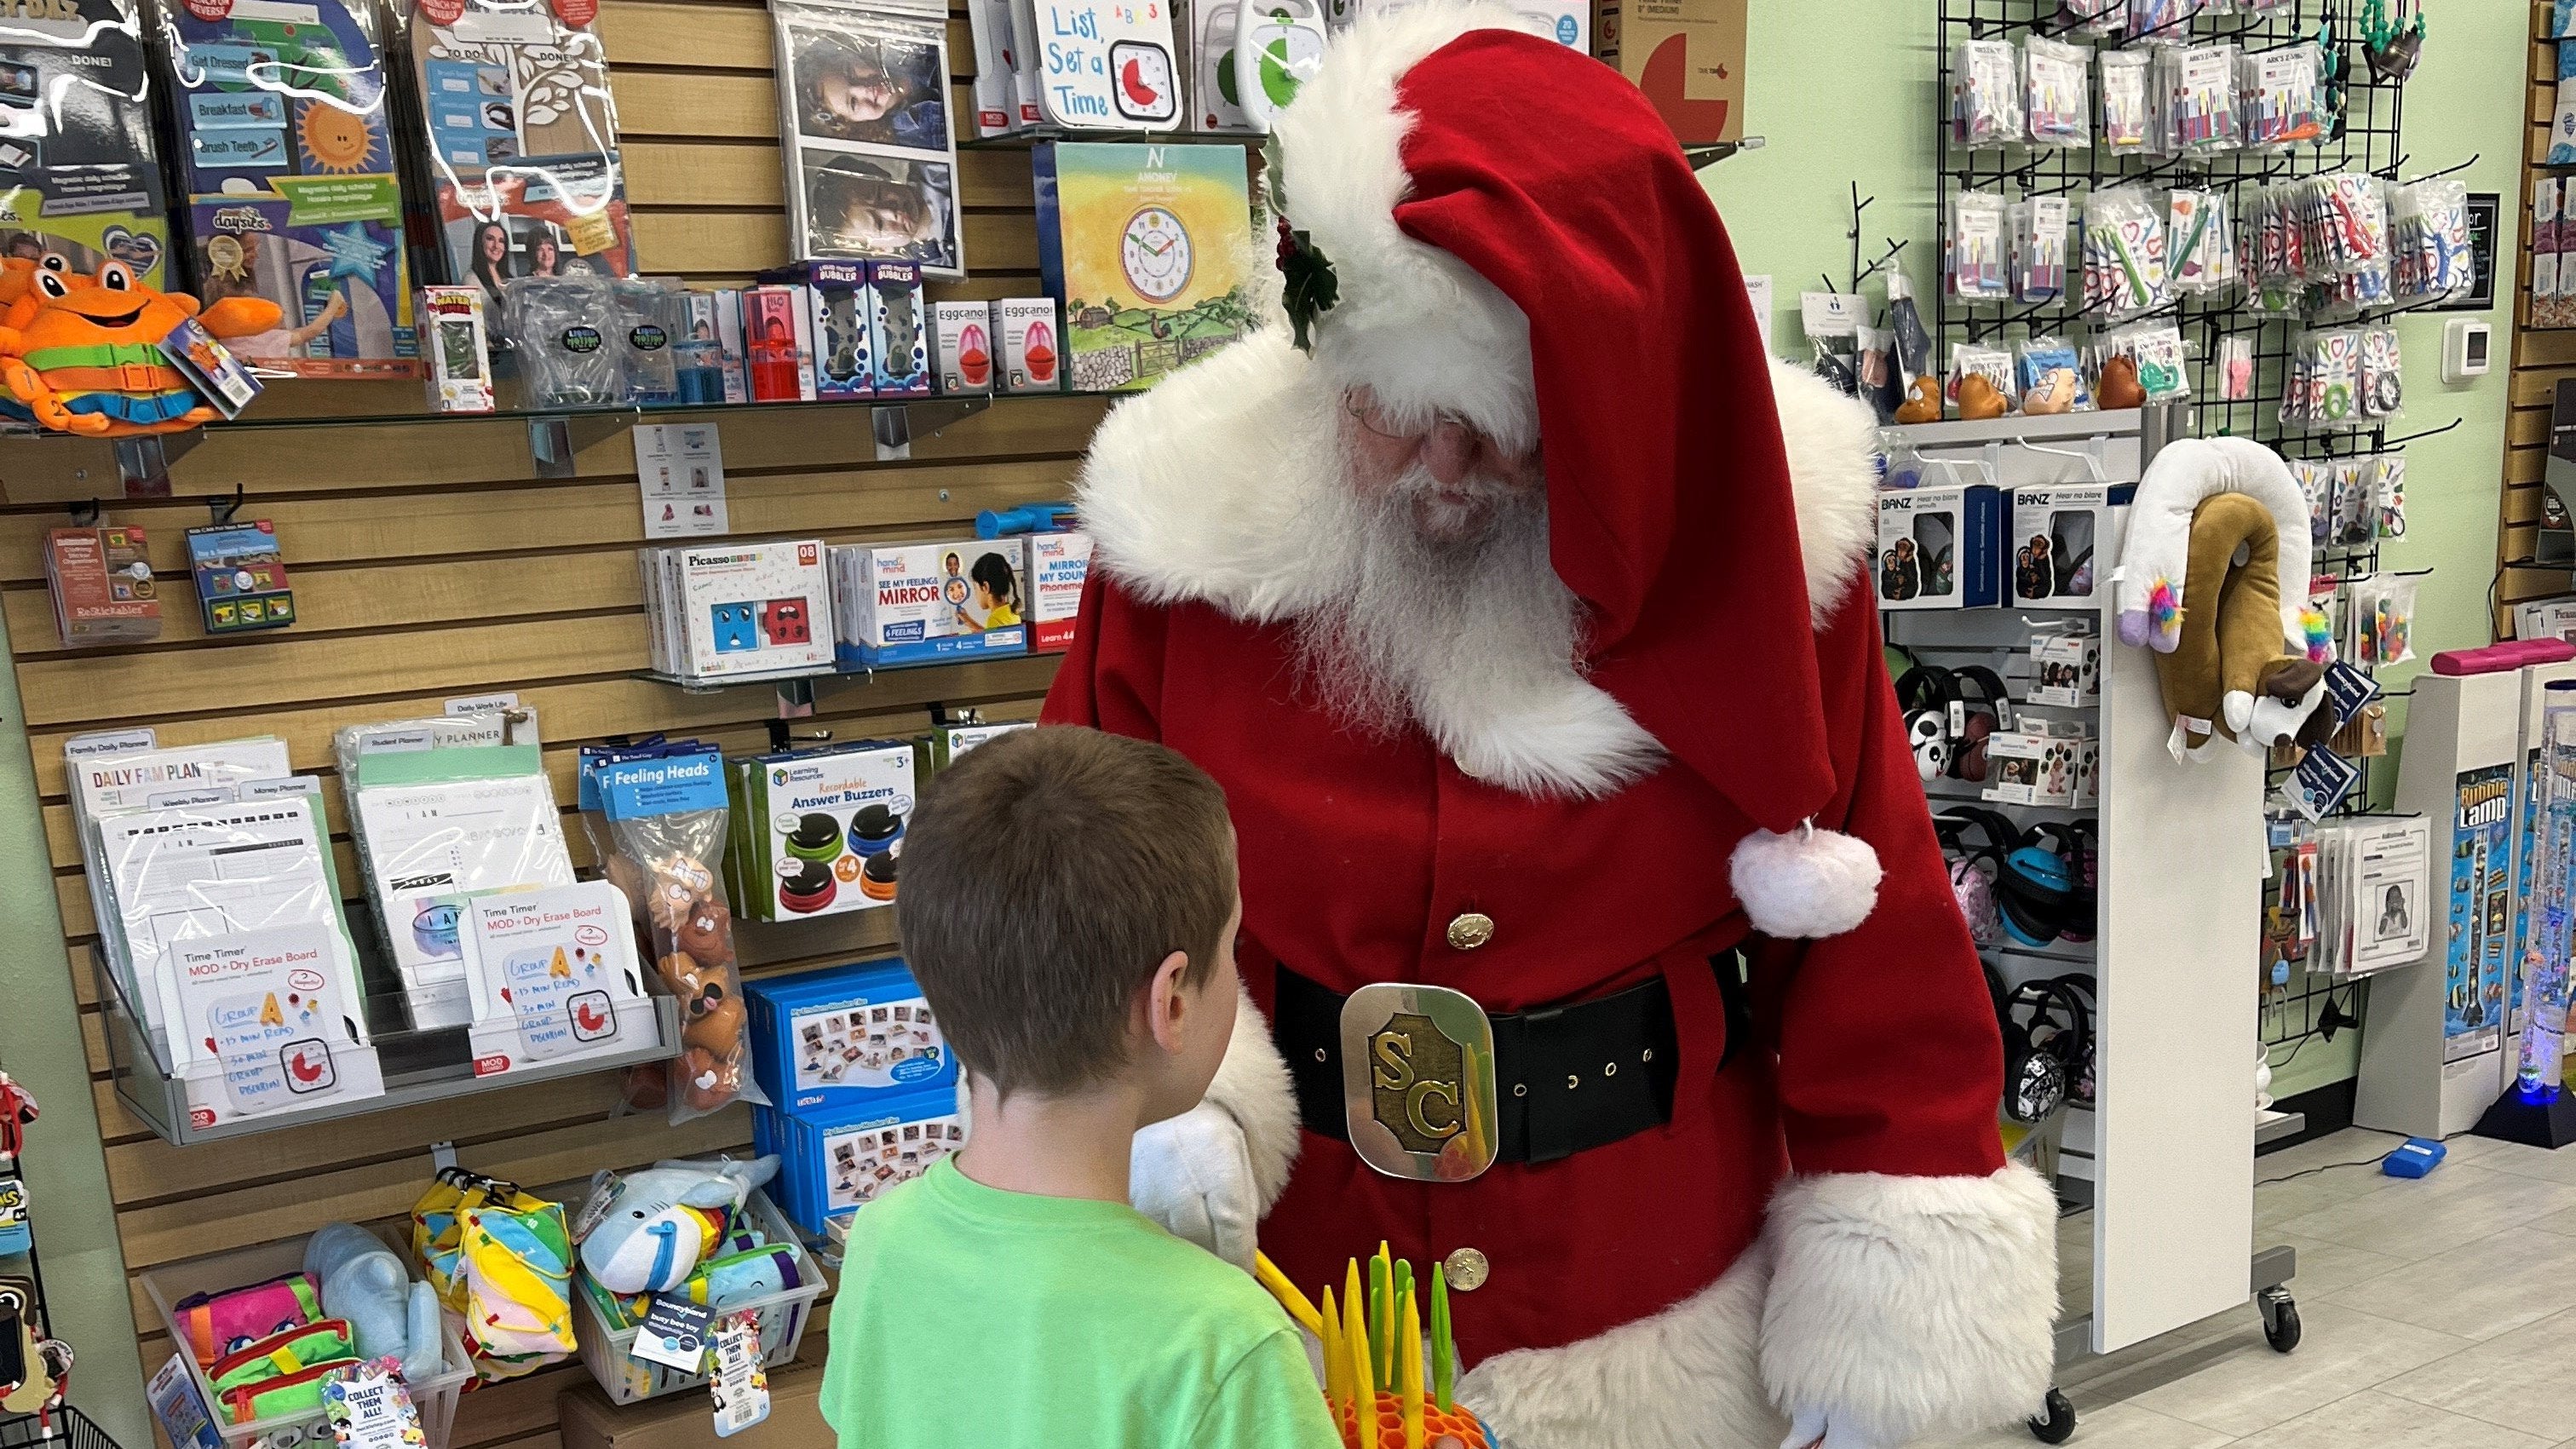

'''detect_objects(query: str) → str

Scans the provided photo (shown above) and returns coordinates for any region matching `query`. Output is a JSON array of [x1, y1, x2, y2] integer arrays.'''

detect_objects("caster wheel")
[[2027, 1387, 2075, 1444], [2262, 1291, 2301, 1354]]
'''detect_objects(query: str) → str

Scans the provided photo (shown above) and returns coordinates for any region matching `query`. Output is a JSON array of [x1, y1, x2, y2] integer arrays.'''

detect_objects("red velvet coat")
[[1043, 566, 2009, 1366]]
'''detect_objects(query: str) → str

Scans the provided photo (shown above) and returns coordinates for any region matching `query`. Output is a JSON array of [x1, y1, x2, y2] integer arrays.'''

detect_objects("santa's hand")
[[1778, 1406, 1893, 1449], [1130, 1097, 1262, 1270]]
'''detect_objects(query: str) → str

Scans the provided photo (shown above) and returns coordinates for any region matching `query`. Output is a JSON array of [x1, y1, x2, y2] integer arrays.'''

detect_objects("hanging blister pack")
[[2291, 458, 2333, 548], [2083, 186, 2169, 317], [2023, 37, 2090, 149], [2010, 197, 2070, 302], [2126, 0, 2202, 43], [2097, 323, 2188, 402], [2159, 42, 2240, 154], [1949, 190, 2010, 302], [2017, 336, 2090, 414], [2329, 458, 2377, 547], [2358, 327, 2403, 420], [2218, 333, 2257, 401], [2099, 48, 2153, 152], [2167, 188, 2236, 295], [2389, 178, 2473, 302], [2240, 42, 2326, 149], [1952, 39, 2022, 148], [2375, 455, 2407, 539], [1948, 341, 2016, 411]]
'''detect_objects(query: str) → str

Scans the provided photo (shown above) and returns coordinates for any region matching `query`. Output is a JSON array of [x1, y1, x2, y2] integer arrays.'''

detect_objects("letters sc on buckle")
[[1339, 982, 1499, 1182]]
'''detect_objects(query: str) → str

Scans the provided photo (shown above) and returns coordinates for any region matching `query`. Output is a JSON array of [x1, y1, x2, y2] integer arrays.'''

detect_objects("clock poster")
[[1032, 141, 1254, 392], [770, 0, 967, 275]]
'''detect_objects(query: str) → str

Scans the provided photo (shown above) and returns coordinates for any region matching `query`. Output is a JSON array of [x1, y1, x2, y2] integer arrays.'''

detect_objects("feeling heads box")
[[832, 539, 1027, 666], [744, 957, 952, 1113], [730, 741, 917, 922], [667, 538, 833, 677]]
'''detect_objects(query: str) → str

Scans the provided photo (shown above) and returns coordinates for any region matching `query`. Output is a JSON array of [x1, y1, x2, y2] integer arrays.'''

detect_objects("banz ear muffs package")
[[1876, 480, 2004, 611], [2011, 484, 2120, 608], [724, 741, 916, 921]]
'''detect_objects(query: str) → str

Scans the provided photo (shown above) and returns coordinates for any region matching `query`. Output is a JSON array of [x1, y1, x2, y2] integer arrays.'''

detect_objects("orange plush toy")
[[0, 258, 279, 437]]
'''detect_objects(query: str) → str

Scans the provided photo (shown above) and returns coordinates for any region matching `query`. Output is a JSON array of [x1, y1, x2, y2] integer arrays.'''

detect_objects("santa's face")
[[1341, 386, 1542, 544]]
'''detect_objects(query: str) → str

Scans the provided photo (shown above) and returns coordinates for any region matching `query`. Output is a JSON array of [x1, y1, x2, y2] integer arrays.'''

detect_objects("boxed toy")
[[914, 721, 1032, 773], [1874, 482, 2003, 610], [745, 958, 953, 1113], [648, 538, 834, 679], [187, 520, 294, 633], [2010, 484, 2117, 608], [759, 1085, 965, 1235], [725, 740, 916, 921], [742, 285, 814, 401], [757, 262, 871, 398], [996, 297, 1061, 393], [2026, 625, 2099, 707], [47, 525, 160, 647], [675, 291, 745, 404], [0, 0, 174, 289], [160, 0, 418, 376], [419, 285, 495, 412], [1033, 142, 1255, 392], [1595, 0, 1747, 147], [868, 262, 930, 396], [831, 538, 1027, 666], [931, 301, 993, 394], [1026, 531, 1092, 652]]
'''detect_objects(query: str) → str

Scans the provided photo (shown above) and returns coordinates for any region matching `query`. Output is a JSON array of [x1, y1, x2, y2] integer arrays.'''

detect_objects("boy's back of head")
[[898, 725, 1237, 1100]]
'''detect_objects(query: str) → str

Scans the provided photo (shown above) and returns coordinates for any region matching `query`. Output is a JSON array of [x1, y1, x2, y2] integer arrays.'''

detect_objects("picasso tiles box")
[[1032, 141, 1253, 393]]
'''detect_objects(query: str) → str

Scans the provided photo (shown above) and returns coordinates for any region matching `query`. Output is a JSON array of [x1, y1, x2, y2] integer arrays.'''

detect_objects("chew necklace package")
[[831, 538, 1026, 665], [723, 739, 917, 922]]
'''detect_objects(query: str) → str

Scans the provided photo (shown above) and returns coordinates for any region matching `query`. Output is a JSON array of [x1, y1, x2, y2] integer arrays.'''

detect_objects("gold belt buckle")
[[1339, 982, 1498, 1182]]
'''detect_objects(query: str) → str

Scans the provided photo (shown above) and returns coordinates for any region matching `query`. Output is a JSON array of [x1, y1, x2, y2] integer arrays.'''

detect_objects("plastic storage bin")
[[140, 1224, 472, 1449], [570, 1187, 825, 1404]]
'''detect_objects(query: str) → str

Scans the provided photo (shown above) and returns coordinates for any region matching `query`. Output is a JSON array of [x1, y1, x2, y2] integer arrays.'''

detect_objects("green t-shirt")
[[820, 1157, 1343, 1449]]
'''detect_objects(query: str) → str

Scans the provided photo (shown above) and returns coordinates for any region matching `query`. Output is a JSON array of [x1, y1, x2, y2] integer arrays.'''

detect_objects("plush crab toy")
[[0, 257, 279, 438]]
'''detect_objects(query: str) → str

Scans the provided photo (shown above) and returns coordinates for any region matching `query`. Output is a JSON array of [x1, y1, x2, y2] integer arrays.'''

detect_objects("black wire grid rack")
[[1931, 0, 2447, 1053]]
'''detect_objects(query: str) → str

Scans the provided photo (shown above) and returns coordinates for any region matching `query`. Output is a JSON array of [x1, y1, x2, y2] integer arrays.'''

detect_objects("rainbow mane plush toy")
[[1256, 1249, 1490, 1449], [0, 256, 279, 437]]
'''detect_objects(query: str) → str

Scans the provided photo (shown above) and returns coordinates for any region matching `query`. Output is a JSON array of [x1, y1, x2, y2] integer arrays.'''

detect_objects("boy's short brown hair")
[[897, 726, 1236, 1097]]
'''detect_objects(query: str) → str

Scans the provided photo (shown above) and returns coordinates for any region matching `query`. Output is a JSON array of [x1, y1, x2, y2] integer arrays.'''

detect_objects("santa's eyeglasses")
[[1343, 390, 1475, 443]]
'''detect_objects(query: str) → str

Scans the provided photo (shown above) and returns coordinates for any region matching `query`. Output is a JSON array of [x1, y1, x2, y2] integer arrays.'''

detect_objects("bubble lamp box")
[[745, 957, 954, 1114], [1027, 530, 1092, 652], [2009, 484, 2123, 609], [867, 261, 930, 396], [831, 538, 1027, 666], [1873, 483, 2003, 612], [187, 520, 295, 633], [669, 538, 834, 678], [756, 262, 871, 398], [931, 300, 992, 394], [729, 741, 917, 922], [758, 1084, 965, 1235], [1032, 141, 1255, 393]]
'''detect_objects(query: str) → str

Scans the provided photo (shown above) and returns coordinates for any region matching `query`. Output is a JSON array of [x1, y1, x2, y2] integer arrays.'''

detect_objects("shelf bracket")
[[430, 1141, 457, 1173], [872, 404, 911, 462]]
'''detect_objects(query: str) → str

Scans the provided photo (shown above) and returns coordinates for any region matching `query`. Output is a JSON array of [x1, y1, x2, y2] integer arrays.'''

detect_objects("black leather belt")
[[1272, 952, 1744, 1166]]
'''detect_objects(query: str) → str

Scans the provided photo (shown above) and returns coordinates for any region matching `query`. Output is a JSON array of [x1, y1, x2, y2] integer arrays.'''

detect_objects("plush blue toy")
[[303, 1222, 445, 1383], [578, 1155, 780, 1296]]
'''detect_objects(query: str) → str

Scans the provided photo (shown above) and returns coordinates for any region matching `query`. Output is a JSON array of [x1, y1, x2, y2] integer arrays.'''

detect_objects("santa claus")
[[1046, 8, 2060, 1446]]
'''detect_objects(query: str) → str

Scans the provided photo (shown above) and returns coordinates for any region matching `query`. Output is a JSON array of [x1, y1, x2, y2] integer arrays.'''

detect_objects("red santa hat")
[[1268, 6, 1881, 933]]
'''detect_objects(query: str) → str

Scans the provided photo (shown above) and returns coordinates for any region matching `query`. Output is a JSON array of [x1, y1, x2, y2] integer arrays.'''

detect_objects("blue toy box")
[[757, 1086, 965, 1237], [745, 959, 956, 1113]]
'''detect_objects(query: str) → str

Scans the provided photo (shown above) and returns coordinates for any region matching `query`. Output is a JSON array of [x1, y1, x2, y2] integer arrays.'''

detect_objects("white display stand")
[[1891, 410, 2266, 1358], [2358, 660, 2576, 1136]]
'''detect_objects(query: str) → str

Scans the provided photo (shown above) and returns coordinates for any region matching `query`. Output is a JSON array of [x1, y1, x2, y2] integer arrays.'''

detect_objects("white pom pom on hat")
[[1729, 822, 1883, 939]]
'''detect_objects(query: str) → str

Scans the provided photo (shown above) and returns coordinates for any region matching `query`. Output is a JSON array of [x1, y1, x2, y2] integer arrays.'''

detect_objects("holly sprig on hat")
[[1266, 134, 1338, 352]]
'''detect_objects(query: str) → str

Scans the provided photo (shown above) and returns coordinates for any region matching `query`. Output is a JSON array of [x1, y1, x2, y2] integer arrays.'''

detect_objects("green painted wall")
[[0, 7, 2539, 1433], [1706, 1, 2532, 1101]]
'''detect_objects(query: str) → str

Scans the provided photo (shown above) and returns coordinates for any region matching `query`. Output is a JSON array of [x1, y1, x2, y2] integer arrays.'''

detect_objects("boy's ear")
[[1144, 949, 1193, 1054]]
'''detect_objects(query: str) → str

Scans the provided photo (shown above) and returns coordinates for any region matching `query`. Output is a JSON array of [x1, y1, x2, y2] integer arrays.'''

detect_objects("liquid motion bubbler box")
[[745, 957, 954, 1113], [726, 740, 916, 921], [831, 538, 1026, 666]]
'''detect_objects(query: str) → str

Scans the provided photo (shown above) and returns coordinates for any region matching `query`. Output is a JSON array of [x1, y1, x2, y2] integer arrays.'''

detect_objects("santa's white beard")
[[1289, 464, 1664, 796]]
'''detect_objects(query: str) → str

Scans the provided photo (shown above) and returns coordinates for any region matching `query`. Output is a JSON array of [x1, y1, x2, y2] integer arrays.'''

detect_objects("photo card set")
[[405, 0, 638, 315], [769, 0, 964, 275]]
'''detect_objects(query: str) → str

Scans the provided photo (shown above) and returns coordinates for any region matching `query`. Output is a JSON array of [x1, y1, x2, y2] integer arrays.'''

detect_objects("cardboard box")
[[760, 263, 873, 400], [868, 262, 932, 396], [658, 539, 834, 679], [743, 285, 815, 402], [726, 742, 917, 921], [831, 539, 1028, 667], [761, 1087, 967, 1235], [1032, 143, 1255, 392], [419, 286, 496, 413], [996, 298, 1063, 394], [47, 526, 160, 647], [915, 722, 1034, 773], [932, 302, 996, 394], [2010, 484, 2113, 608], [1026, 531, 1094, 652], [1874, 484, 2003, 611], [1594, 0, 1746, 146], [745, 958, 954, 1113]]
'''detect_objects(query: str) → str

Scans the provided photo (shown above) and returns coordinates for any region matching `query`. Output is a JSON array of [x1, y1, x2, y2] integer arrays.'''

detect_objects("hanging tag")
[[324, 1363, 425, 1449], [2320, 660, 2382, 728], [2289, 745, 2360, 821], [710, 1312, 770, 1438], [632, 1295, 715, 1374]]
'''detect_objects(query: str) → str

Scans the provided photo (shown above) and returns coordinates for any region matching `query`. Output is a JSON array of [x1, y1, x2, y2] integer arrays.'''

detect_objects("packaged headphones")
[[1985, 964, 2091, 1125], [1895, 664, 2014, 783], [1935, 810, 2008, 945], [1940, 808, 2096, 947]]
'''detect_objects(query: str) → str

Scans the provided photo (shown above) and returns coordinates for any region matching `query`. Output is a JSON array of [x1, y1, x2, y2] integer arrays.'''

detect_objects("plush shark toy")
[[577, 1156, 780, 1295]]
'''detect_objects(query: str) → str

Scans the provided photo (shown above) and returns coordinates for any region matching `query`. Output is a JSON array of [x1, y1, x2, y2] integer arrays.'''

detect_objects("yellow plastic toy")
[[1258, 1247, 1490, 1449]]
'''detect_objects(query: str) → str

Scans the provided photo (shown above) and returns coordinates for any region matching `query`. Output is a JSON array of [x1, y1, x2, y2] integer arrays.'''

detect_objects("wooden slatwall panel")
[[2503, 2, 2571, 633], [4, 3, 1110, 1441]]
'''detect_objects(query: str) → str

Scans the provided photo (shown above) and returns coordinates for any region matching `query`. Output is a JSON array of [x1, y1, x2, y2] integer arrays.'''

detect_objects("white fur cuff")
[[1203, 982, 1302, 1212], [1758, 1165, 2059, 1445]]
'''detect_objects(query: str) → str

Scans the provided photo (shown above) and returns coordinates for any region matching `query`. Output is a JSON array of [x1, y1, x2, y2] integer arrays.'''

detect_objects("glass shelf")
[[200, 375, 1005, 432], [634, 646, 1039, 699], [93, 940, 680, 1148], [960, 127, 1261, 150]]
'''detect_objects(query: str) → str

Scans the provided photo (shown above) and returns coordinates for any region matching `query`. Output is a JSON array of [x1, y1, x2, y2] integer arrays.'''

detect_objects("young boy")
[[820, 725, 1341, 1449]]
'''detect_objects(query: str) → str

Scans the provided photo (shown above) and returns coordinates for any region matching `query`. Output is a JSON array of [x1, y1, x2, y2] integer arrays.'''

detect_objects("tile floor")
[[1927, 1127, 2576, 1449]]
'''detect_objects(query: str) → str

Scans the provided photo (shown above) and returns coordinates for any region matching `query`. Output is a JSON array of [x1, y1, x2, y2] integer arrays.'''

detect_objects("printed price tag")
[[632, 1296, 713, 1373], [710, 1312, 770, 1438], [324, 1365, 425, 1449]]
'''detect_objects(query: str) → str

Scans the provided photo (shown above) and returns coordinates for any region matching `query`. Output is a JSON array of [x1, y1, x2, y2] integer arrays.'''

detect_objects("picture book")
[[1032, 141, 1255, 393]]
